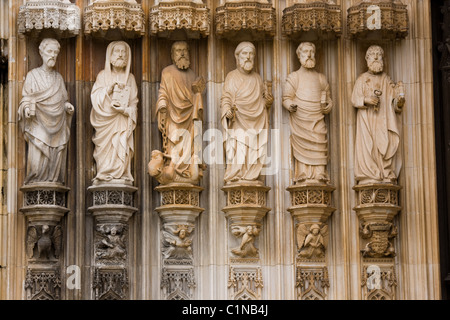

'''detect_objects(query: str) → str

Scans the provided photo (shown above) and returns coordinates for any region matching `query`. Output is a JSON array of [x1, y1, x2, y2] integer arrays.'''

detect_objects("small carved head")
[[171, 41, 190, 70], [310, 224, 320, 235], [235, 41, 256, 74], [366, 45, 384, 74], [39, 38, 60, 69], [297, 42, 316, 69], [41, 224, 50, 234], [174, 224, 192, 239]]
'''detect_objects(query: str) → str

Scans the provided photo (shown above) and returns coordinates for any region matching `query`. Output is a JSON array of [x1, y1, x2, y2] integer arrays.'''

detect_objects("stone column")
[[20, 183, 69, 300]]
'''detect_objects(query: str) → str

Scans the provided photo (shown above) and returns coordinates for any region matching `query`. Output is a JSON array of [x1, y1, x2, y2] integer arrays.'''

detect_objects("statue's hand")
[[397, 95, 405, 108], [24, 107, 33, 119], [112, 104, 125, 114], [289, 104, 298, 113], [65, 102, 74, 115], [364, 96, 379, 107], [225, 108, 234, 119], [264, 92, 274, 107], [107, 84, 116, 96]]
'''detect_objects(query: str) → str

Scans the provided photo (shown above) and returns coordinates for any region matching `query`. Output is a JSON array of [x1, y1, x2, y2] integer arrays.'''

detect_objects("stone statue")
[[18, 38, 74, 185], [96, 224, 127, 261], [90, 41, 138, 185], [161, 224, 194, 260], [152, 41, 205, 185], [230, 225, 261, 258], [221, 41, 273, 184], [296, 223, 328, 259], [26, 225, 62, 260], [352, 45, 405, 185], [282, 42, 333, 184]]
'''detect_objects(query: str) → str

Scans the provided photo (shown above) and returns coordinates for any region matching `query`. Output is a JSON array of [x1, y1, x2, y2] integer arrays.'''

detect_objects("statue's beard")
[[46, 58, 56, 68], [111, 58, 127, 68], [368, 60, 383, 73], [175, 57, 190, 70], [239, 60, 254, 72], [301, 58, 316, 69]]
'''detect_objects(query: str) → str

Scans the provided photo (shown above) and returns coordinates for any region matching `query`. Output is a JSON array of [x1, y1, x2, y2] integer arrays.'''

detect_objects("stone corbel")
[[18, 0, 81, 38], [287, 182, 335, 300], [215, 1, 276, 40], [155, 183, 204, 300], [347, 0, 409, 40], [222, 184, 270, 261], [20, 182, 70, 300], [282, 1, 342, 41], [150, 1, 210, 39], [353, 183, 401, 300], [88, 183, 138, 300]]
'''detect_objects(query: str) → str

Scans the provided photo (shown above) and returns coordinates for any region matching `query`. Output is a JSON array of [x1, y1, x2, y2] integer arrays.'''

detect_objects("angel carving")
[[96, 225, 127, 261], [230, 225, 260, 258], [297, 223, 328, 259], [26, 225, 62, 260], [162, 224, 194, 259]]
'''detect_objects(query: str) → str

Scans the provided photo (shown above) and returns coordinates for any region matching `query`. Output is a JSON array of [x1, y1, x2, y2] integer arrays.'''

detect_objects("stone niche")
[[84, 0, 145, 39], [282, 0, 342, 41], [215, 1, 276, 41], [150, 1, 210, 39], [347, 0, 409, 40], [18, 0, 81, 38]]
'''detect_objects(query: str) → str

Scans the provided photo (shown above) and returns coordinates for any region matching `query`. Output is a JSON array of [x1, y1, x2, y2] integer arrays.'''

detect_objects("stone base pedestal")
[[287, 182, 335, 300], [222, 183, 270, 300], [353, 183, 401, 300], [155, 183, 204, 300], [20, 182, 70, 300], [88, 183, 138, 300]]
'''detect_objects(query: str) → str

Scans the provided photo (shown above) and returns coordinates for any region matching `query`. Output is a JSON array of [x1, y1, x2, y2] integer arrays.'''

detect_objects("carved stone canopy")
[[84, 1, 145, 39], [18, 1, 81, 38], [215, 1, 276, 41], [282, 1, 342, 41], [150, 1, 210, 39], [347, 1, 409, 40]]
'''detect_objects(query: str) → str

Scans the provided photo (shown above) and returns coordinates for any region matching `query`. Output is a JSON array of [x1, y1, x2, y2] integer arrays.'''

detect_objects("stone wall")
[[0, 0, 441, 300]]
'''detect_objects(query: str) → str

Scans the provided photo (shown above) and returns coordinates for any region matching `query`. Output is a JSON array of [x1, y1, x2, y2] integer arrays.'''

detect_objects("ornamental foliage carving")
[[18, 1, 81, 38], [296, 267, 329, 300], [161, 267, 196, 300], [282, 1, 341, 39], [228, 267, 263, 300], [347, 1, 408, 39], [215, 1, 276, 40], [25, 268, 61, 300], [150, 1, 210, 38], [93, 268, 129, 300], [84, 1, 145, 37], [361, 264, 397, 300]]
